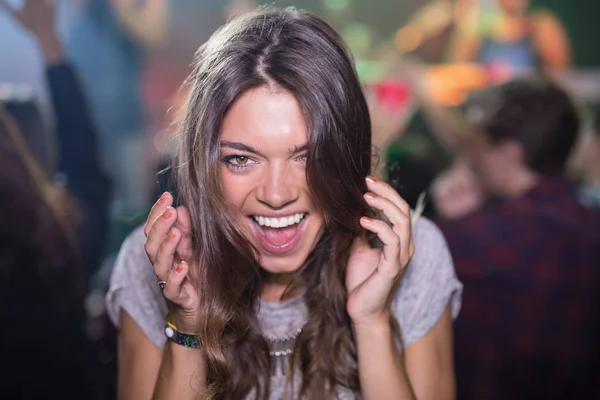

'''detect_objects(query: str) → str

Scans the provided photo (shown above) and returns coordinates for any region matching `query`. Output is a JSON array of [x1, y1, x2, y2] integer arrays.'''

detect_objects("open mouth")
[[250, 213, 308, 255]]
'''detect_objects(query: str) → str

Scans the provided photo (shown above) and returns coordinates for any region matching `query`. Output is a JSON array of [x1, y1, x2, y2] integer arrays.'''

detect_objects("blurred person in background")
[[0, 108, 107, 399], [450, 0, 571, 75], [0, 1, 114, 396], [1, 0, 112, 279], [400, 0, 477, 63], [575, 108, 600, 209], [62, 0, 167, 213], [436, 77, 600, 399]]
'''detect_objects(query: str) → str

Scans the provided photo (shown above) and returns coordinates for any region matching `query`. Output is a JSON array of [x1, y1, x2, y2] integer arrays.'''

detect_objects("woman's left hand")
[[346, 176, 415, 326]]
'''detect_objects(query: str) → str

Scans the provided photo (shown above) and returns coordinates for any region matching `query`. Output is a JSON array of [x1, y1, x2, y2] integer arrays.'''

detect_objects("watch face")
[[165, 326, 175, 338]]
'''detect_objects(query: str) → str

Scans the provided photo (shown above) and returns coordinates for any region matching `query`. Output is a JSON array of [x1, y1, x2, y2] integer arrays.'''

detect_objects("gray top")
[[106, 217, 462, 399]]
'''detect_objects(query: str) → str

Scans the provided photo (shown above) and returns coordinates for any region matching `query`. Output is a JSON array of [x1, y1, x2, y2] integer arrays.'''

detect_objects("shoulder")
[[392, 216, 463, 348], [530, 9, 565, 32], [412, 215, 447, 249], [109, 225, 150, 284], [105, 225, 168, 349], [405, 217, 458, 290]]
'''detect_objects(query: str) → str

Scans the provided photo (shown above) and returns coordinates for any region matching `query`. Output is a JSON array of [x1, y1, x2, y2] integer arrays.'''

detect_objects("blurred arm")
[[1, 0, 113, 276], [45, 46, 112, 277], [400, 57, 474, 154], [533, 11, 572, 71], [447, 14, 481, 63]]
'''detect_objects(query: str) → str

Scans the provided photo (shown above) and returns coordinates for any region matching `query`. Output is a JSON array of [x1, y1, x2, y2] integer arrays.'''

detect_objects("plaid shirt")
[[439, 178, 600, 399]]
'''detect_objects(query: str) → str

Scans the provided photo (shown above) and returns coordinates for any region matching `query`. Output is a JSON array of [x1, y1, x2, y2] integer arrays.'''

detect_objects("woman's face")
[[219, 86, 325, 275]]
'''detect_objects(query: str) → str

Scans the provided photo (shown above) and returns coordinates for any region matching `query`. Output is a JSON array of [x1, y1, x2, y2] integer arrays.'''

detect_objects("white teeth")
[[253, 213, 306, 228]]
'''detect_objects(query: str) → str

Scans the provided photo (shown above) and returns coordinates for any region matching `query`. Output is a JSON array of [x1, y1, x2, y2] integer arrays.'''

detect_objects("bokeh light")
[[395, 25, 422, 53], [322, 0, 351, 12]]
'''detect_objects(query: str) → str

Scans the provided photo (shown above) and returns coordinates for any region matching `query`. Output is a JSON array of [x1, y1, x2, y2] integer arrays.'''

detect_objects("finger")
[[175, 206, 193, 260], [364, 191, 413, 266], [144, 192, 173, 237], [153, 227, 182, 280], [359, 217, 402, 279], [366, 176, 410, 216], [144, 206, 177, 263], [364, 192, 408, 226], [162, 261, 189, 303]]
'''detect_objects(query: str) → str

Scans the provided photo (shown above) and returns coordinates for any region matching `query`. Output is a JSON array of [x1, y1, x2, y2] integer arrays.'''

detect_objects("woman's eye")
[[221, 154, 256, 170], [295, 153, 308, 162], [233, 156, 249, 165]]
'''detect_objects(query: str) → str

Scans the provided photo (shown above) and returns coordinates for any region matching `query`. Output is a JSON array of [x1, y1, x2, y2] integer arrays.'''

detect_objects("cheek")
[[220, 167, 252, 207]]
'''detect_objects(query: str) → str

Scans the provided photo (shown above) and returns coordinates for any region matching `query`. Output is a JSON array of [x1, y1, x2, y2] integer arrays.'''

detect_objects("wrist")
[[352, 315, 392, 336], [34, 31, 64, 65], [165, 315, 202, 349]]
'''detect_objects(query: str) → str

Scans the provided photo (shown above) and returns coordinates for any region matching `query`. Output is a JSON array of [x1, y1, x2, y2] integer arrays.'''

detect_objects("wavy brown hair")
[[176, 7, 376, 399]]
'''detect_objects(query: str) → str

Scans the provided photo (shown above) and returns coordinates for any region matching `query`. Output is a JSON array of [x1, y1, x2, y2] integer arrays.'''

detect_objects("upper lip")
[[248, 211, 308, 218]]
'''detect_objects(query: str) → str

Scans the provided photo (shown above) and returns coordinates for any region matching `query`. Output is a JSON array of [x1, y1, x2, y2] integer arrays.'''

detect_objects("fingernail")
[[364, 192, 376, 200], [366, 176, 379, 184], [167, 230, 176, 241], [159, 192, 168, 203], [175, 263, 184, 273], [162, 208, 172, 219], [361, 217, 373, 224]]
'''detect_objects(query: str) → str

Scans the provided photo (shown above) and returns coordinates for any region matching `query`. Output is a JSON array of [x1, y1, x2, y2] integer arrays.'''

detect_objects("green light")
[[323, 0, 351, 11], [342, 22, 373, 56]]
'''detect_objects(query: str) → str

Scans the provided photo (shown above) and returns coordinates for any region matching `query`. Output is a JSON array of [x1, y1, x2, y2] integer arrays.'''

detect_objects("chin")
[[258, 255, 307, 275]]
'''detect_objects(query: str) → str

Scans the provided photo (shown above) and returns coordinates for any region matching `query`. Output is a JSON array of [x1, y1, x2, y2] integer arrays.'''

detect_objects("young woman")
[[107, 7, 462, 399], [450, 0, 571, 73]]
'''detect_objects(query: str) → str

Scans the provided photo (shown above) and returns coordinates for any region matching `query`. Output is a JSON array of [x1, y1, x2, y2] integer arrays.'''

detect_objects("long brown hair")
[[176, 7, 374, 398], [0, 106, 83, 313]]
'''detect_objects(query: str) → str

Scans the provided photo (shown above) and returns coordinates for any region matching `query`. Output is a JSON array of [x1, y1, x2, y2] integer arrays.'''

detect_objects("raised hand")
[[0, 0, 63, 63], [0, 0, 55, 37], [144, 192, 200, 333], [346, 176, 415, 326]]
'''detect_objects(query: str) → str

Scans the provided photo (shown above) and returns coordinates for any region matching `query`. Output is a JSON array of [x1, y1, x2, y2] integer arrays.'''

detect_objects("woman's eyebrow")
[[220, 141, 263, 156], [289, 144, 308, 154]]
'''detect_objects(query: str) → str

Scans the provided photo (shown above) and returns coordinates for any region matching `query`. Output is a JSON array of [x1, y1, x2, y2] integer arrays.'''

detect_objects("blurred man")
[[63, 0, 167, 213], [438, 78, 600, 399]]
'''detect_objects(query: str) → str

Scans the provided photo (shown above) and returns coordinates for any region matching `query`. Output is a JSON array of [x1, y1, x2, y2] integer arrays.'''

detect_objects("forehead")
[[220, 86, 308, 151]]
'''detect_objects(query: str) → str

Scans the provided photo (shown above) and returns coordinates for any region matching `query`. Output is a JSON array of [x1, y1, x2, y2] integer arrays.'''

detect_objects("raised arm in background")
[[1, 0, 113, 277]]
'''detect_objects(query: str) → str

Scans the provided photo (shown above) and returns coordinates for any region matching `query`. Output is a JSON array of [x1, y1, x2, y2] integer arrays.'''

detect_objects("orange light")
[[395, 25, 422, 53]]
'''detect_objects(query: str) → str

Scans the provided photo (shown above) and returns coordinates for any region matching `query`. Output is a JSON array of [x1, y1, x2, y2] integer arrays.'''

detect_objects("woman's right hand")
[[144, 192, 200, 333]]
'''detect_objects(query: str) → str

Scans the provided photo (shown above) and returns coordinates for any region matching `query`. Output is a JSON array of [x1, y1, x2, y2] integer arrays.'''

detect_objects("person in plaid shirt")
[[436, 77, 600, 399]]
